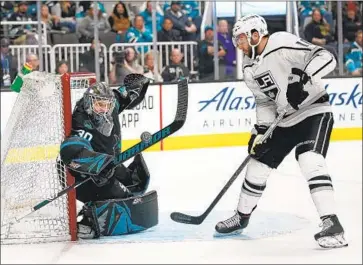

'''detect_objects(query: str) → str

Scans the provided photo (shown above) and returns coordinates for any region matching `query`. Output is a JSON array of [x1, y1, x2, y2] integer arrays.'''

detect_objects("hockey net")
[[1, 72, 96, 244]]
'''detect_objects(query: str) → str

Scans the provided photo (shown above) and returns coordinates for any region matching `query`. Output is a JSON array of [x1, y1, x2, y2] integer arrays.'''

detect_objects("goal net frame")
[[1, 72, 96, 244]]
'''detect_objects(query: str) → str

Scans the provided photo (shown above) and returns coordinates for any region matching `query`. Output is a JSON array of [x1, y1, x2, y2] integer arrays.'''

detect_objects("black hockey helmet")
[[84, 82, 116, 136]]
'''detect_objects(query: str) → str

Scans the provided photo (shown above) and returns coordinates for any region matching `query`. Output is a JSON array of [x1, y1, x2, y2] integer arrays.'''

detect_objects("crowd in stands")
[[298, 1, 362, 76], [1, 1, 362, 88]]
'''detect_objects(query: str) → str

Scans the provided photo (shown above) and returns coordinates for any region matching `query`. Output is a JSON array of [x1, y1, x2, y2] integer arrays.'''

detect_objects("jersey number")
[[76, 129, 93, 141]]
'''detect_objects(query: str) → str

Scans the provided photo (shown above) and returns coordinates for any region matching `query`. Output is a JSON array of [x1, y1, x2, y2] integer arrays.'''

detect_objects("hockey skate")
[[314, 215, 348, 248], [77, 220, 95, 239], [76, 209, 97, 239], [215, 211, 250, 236]]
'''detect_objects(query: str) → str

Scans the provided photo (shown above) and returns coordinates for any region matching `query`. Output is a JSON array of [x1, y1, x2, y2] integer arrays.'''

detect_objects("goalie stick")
[[2, 78, 188, 228]]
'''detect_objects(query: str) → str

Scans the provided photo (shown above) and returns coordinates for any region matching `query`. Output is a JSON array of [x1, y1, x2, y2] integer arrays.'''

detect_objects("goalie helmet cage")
[[1, 72, 96, 244]]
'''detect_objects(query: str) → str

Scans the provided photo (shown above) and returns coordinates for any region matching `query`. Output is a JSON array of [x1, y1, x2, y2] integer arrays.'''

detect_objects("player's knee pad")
[[245, 158, 273, 186], [298, 151, 333, 193], [80, 190, 158, 238], [298, 151, 329, 180]]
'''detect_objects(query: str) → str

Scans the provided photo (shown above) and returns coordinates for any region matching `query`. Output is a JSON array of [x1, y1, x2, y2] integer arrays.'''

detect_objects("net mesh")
[[1, 71, 95, 244]]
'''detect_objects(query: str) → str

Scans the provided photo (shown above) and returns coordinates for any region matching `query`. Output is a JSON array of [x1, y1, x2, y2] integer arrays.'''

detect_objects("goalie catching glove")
[[114, 73, 150, 112]]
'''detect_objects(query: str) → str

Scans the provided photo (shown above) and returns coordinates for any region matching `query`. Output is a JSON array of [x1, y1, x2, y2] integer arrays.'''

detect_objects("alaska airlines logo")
[[327, 84, 362, 109], [198, 87, 255, 112]]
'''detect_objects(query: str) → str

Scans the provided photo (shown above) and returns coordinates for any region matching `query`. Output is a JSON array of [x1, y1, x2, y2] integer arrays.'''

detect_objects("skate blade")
[[317, 233, 348, 248], [213, 229, 244, 238]]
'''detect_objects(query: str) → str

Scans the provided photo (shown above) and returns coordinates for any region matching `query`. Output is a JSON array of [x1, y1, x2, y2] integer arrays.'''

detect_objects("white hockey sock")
[[237, 159, 271, 215], [237, 179, 265, 214], [299, 152, 336, 218], [308, 176, 335, 217]]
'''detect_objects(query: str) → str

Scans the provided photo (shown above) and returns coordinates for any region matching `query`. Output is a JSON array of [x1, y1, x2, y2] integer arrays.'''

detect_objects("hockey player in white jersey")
[[215, 14, 348, 248]]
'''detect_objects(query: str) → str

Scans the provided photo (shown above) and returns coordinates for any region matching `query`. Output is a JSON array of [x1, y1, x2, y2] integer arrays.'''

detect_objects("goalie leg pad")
[[82, 190, 158, 237]]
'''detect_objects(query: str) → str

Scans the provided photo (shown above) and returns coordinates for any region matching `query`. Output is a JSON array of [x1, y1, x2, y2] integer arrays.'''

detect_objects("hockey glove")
[[114, 74, 150, 112], [248, 125, 272, 159], [287, 68, 310, 110]]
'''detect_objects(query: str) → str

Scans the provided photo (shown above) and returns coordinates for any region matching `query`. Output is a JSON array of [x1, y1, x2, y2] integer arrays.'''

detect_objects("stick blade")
[[170, 212, 203, 225]]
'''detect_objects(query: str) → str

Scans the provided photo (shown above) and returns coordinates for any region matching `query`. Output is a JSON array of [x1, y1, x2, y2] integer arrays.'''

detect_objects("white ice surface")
[[1, 141, 362, 264]]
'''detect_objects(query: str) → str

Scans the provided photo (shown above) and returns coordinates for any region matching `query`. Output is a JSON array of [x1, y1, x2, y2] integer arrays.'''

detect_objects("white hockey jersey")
[[243, 31, 336, 127]]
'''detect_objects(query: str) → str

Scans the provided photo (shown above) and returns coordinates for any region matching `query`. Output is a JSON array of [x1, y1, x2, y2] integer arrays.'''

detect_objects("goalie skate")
[[215, 211, 250, 236], [314, 215, 348, 248]]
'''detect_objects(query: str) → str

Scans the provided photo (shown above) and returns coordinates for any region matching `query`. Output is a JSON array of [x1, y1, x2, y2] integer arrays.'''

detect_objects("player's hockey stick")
[[2, 78, 189, 228], [170, 105, 291, 225]]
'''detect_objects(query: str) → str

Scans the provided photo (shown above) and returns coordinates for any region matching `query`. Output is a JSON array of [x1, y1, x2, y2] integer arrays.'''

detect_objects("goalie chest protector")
[[84, 190, 158, 237]]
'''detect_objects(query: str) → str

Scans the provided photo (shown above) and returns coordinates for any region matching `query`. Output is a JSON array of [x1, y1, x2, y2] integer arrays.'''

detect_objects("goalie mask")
[[84, 82, 116, 137], [232, 14, 268, 59]]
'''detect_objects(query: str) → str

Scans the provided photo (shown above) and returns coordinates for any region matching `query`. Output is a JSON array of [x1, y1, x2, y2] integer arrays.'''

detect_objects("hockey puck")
[[141, 132, 152, 143]]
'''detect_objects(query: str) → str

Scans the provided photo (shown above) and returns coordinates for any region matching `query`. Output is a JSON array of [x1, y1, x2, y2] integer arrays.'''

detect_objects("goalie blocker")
[[78, 190, 158, 239]]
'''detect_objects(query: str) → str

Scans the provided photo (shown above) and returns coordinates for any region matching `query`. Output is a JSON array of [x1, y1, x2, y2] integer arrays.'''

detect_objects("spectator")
[[1, 2, 14, 20], [217, 20, 236, 79], [108, 2, 131, 39], [109, 47, 144, 85], [124, 2, 144, 21], [125, 15, 153, 53], [0, 38, 17, 87], [8, 1, 36, 45], [40, 4, 59, 32], [157, 18, 182, 65], [304, 9, 338, 60], [343, 7, 362, 43], [143, 52, 163, 82], [138, 1, 164, 15], [157, 18, 181, 41], [164, 1, 197, 41], [197, 26, 226, 81], [139, 1, 164, 33], [79, 38, 106, 80], [26, 1, 38, 18], [56, 60, 69, 75], [181, 1, 200, 21], [50, 1, 77, 33], [78, 1, 106, 15], [345, 30, 362, 76], [59, 1, 77, 18], [181, 1, 202, 37], [161, 48, 190, 82], [78, 4, 111, 43], [10, 53, 39, 93], [299, 1, 333, 28], [26, 53, 39, 70], [163, 0, 201, 21]]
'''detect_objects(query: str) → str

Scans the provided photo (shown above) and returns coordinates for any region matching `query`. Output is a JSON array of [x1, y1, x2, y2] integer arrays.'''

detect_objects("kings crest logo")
[[254, 71, 280, 100]]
